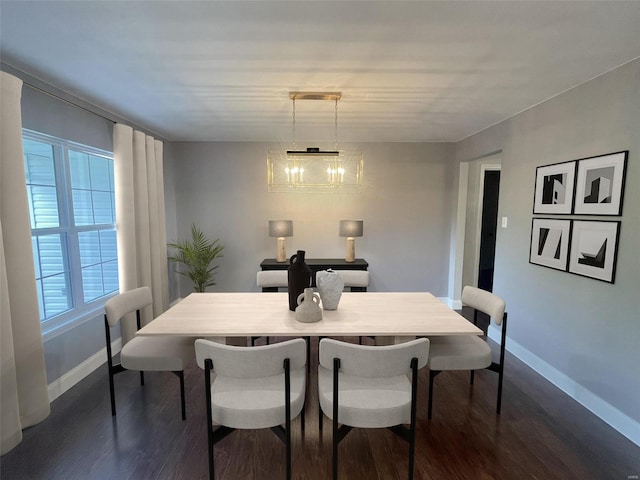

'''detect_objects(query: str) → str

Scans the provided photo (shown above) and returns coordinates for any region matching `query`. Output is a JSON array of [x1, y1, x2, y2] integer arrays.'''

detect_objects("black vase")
[[288, 250, 312, 311]]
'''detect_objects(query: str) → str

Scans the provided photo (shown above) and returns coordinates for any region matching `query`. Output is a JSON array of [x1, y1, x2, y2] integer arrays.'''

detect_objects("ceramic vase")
[[287, 250, 312, 311], [316, 268, 344, 310], [295, 288, 323, 323]]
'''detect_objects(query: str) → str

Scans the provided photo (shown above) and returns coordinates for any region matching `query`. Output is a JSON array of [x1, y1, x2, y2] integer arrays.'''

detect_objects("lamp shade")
[[339, 220, 363, 237], [269, 220, 293, 237]]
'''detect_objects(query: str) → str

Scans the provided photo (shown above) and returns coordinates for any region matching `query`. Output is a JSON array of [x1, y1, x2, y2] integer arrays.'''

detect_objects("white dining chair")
[[318, 338, 429, 480], [104, 286, 193, 420], [427, 285, 507, 419], [195, 337, 307, 480]]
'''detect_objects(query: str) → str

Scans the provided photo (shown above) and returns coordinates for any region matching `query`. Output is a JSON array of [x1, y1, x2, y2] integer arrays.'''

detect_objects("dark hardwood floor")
[[2, 324, 638, 479]]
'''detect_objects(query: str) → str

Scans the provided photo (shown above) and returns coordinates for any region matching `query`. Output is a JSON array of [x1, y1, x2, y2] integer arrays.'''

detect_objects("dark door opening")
[[477, 170, 500, 292]]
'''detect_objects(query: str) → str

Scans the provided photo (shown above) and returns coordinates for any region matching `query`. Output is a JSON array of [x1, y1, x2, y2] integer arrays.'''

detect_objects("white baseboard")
[[47, 338, 122, 403], [439, 297, 462, 310], [488, 328, 640, 447]]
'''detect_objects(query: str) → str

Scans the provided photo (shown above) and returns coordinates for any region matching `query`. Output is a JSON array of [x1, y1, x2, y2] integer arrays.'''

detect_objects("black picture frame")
[[533, 160, 576, 214], [529, 218, 571, 272], [573, 151, 628, 215], [568, 220, 621, 283]]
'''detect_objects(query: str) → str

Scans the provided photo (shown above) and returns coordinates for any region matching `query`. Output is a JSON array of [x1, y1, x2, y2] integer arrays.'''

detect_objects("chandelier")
[[267, 92, 363, 193]]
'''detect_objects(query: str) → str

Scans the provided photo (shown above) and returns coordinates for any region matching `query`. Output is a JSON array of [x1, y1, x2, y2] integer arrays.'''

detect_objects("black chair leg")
[[428, 370, 439, 420], [140, 371, 145, 386], [470, 370, 475, 384], [496, 366, 504, 414], [108, 370, 116, 416], [178, 371, 186, 420], [319, 403, 323, 432]]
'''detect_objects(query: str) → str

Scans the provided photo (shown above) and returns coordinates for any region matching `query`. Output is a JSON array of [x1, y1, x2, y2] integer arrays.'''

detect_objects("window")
[[23, 130, 118, 336]]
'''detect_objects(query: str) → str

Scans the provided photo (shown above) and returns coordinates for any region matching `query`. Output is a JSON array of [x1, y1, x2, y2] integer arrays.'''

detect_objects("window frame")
[[23, 129, 118, 340]]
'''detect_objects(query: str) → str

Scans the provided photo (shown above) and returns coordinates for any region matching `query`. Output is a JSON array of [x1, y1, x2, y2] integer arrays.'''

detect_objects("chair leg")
[[319, 403, 323, 432], [470, 370, 475, 384], [108, 367, 116, 416], [284, 358, 292, 480], [428, 370, 439, 420], [332, 415, 338, 480], [408, 358, 418, 480], [204, 360, 215, 480], [496, 365, 504, 414], [104, 318, 117, 416], [178, 371, 186, 420], [140, 371, 145, 386], [332, 358, 340, 480]]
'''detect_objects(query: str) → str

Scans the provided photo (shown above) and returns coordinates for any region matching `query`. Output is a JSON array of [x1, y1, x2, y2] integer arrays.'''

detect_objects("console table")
[[260, 258, 369, 291]]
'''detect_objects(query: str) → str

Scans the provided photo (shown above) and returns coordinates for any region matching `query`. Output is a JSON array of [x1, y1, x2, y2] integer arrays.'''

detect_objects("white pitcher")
[[295, 288, 323, 323]]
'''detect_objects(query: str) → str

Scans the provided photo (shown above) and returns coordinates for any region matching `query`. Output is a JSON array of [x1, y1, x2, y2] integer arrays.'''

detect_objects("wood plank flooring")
[[1, 326, 638, 479]]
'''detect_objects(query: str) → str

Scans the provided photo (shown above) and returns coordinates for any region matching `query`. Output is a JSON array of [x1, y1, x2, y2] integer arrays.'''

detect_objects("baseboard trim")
[[439, 297, 462, 310], [47, 338, 122, 403], [488, 328, 640, 447]]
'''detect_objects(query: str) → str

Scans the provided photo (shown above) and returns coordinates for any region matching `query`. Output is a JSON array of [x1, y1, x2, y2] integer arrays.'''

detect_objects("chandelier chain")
[[292, 97, 296, 150], [334, 98, 338, 150]]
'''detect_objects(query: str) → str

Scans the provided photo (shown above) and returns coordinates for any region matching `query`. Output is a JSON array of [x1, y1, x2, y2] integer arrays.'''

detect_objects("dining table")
[[136, 292, 483, 339]]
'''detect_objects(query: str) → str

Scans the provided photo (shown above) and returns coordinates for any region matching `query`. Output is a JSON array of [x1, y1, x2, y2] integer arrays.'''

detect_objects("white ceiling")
[[1, 1, 639, 143]]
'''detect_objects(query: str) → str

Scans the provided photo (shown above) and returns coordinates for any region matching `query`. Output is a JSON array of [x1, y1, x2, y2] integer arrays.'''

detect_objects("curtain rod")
[[22, 81, 117, 125], [21, 80, 167, 141]]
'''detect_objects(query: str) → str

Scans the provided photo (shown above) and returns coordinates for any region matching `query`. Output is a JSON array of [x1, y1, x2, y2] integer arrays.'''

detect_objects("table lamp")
[[269, 220, 293, 262], [339, 220, 363, 262]]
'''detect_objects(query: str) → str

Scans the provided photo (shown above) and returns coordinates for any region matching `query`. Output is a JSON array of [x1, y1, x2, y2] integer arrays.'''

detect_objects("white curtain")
[[113, 124, 169, 343], [0, 72, 50, 455]]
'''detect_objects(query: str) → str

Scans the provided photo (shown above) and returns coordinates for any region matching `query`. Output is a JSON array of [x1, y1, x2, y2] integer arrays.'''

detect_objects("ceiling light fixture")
[[267, 92, 363, 193]]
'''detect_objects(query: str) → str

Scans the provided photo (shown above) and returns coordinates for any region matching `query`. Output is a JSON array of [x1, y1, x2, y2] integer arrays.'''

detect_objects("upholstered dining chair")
[[195, 337, 307, 480], [317, 338, 429, 480], [252, 270, 289, 346], [256, 270, 288, 292], [104, 286, 193, 420], [427, 285, 507, 419]]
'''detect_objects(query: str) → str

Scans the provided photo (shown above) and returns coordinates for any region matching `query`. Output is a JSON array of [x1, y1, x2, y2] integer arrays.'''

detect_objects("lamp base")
[[345, 237, 355, 262], [276, 237, 287, 262]]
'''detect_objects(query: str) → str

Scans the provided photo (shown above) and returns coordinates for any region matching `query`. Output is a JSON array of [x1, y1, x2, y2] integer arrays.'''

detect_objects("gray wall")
[[454, 59, 640, 426], [166, 142, 454, 298]]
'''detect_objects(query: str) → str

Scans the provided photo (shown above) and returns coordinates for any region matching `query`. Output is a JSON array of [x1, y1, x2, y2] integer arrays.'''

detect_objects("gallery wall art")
[[529, 218, 571, 271], [568, 220, 621, 283], [533, 161, 576, 214], [530, 150, 628, 284], [574, 151, 628, 215]]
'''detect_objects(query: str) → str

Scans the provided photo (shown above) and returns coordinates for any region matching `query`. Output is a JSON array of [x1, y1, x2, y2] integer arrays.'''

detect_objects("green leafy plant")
[[168, 224, 224, 293]]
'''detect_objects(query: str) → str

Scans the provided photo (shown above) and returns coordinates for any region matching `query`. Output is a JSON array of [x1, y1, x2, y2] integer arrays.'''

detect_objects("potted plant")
[[168, 224, 224, 292]]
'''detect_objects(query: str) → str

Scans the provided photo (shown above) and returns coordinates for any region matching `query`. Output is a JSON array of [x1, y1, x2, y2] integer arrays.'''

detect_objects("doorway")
[[477, 170, 500, 291], [452, 154, 502, 305]]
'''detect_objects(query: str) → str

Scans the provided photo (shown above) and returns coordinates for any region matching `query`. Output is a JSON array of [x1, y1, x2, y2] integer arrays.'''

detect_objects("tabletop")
[[137, 292, 483, 338]]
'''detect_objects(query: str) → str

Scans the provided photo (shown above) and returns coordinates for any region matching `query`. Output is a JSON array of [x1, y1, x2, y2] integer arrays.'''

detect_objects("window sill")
[[41, 294, 117, 342]]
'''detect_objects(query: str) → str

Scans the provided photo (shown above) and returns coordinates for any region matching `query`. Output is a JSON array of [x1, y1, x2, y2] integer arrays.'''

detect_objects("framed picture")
[[533, 161, 576, 214], [529, 218, 571, 271], [574, 151, 628, 215], [568, 220, 620, 283]]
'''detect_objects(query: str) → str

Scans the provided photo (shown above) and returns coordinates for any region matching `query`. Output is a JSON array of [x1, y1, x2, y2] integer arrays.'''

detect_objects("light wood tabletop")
[[136, 292, 483, 338]]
